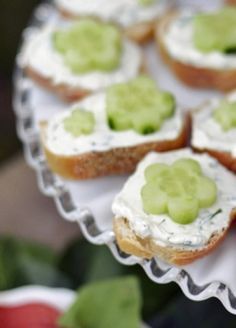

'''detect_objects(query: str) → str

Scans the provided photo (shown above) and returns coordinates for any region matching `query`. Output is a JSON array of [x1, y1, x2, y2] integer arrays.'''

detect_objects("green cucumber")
[[141, 158, 218, 224], [106, 76, 176, 135], [213, 100, 236, 131], [141, 184, 168, 215], [172, 158, 202, 176], [53, 19, 122, 73], [144, 163, 170, 182], [64, 109, 95, 137], [196, 176, 217, 208], [167, 196, 199, 225], [193, 7, 236, 53]]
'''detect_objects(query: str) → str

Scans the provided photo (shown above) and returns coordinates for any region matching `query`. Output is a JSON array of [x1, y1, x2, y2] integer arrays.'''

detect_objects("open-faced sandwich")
[[192, 92, 236, 173], [18, 19, 143, 101], [113, 148, 236, 265], [55, 0, 172, 43], [155, 7, 236, 91], [40, 76, 190, 179]]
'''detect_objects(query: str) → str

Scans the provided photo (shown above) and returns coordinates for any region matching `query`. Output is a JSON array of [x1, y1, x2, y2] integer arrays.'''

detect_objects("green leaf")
[[0, 236, 71, 290], [58, 276, 141, 328]]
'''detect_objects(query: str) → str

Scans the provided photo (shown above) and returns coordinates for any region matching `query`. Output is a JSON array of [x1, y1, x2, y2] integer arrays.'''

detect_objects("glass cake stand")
[[13, 0, 236, 315]]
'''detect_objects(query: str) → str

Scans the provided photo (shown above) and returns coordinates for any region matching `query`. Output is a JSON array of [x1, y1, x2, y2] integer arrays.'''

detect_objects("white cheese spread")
[[45, 92, 184, 156], [18, 23, 142, 91], [55, 0, 170, 28], [192, 92, 236, 157], [163, 12, 236, 70]]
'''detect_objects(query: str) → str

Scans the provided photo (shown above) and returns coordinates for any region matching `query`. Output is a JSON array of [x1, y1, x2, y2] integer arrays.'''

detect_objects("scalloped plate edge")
[[12, 1, 236, 315]]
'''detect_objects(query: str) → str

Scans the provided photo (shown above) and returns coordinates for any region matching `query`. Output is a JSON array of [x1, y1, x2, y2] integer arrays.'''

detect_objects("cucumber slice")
[[213, 100, 236, 131], [152, 92, 176, 119], [159, 177, 184, 198], [106, 77, 176, 135], [108, 113, 132, 131], [196, 176, 217, 208], [214, 109, 233, 131], [179, 175, 198, 197], [168, 196, 199, 225], [64, 50, 92, 74], [132, 110, 163, 134], [63, 109, 95, 137], [53, 19, 122, 73], [172, 158, 202, 176], [141, 157, 218, 224], [144, 163, 170, 182], [193, 8, 236, 53], [141, 184, 168, 215]]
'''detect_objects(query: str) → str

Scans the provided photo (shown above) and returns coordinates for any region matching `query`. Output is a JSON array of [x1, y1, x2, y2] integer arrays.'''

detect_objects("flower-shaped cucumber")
[[193, 7, 236, 53], [106, 76, 175, 135], [213, 100, 236, 131], [53, 19, 122, 74], [141, 158, 217, 224], [64, 109, 95, 137]]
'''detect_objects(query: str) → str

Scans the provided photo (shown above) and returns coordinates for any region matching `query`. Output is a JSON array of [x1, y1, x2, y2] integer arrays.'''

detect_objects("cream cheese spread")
[[112, 149, 236, 249], [18, 23, 142, 91], [55, 0, 170, 28], [45, 92, 184, 156], [163, 12, 236, 70], [192, 92, 236, 157]]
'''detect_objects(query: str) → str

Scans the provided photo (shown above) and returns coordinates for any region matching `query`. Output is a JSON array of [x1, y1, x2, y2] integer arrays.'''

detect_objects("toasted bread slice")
[[155, 11, 236, 92], [56, 0, 174, 44], [20, 22, 144, 102], [26, 56, 146, 103], [40, 113, 190, 180], [40, 112, 190, 180], [124, 20, 155, 44], [191, 95, 236, 174], [58, 7, 156, 44], [26, 67, 90, 103], [112, 149, 236, 265], [113, 211, 236, 265]]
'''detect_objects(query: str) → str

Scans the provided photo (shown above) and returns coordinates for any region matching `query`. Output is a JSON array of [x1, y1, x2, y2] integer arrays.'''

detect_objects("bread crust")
[[26, 58, 146, 102], [113, 208, 236, 265], [193, 147, 236, 174], [26, 67, 90, 102], [40, 113, 191, 180], [155, 11, 236, 92], [58, 7, 156, 43]]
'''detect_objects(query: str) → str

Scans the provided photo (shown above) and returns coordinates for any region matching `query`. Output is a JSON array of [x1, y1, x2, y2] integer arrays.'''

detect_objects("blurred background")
[[0, 1, 236, 327]]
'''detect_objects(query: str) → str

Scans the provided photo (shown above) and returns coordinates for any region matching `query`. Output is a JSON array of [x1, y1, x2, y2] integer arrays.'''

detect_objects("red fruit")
[[0, 303, 61, 328]]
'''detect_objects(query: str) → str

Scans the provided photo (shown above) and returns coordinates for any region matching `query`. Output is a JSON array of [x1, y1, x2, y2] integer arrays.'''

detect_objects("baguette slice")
[[19, 22, 144, 102], [112, 150, 236, 265], [113, 212, 236, 265], [40, 92, 190, 180], [26, 67, 90, 103], [56, 1, 173, 44], [155, 11, 236, 92], [191, 95, 236, 174], [58, 8, 156, 44]]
